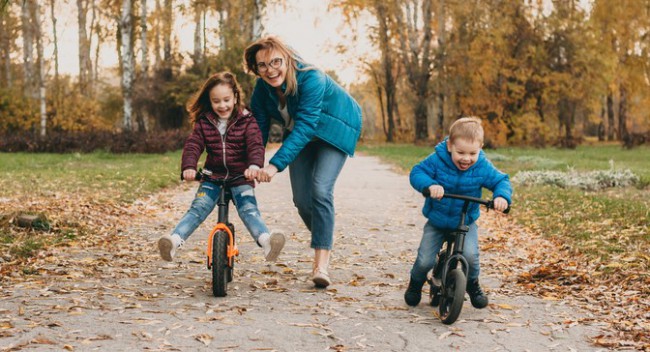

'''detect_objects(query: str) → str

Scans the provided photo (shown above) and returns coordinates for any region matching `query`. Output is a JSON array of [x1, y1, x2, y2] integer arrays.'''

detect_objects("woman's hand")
[[428, 185, 444, 199], [256, 164, 278, 183], [182, 169, 196, 181], [493, 197, 509, 212]]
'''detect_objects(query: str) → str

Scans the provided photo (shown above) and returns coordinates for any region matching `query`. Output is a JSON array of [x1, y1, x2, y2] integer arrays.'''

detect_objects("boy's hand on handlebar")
[[493, 197, 509, 212], [428, 185, 444, 199], [182, 169, 196, 181]]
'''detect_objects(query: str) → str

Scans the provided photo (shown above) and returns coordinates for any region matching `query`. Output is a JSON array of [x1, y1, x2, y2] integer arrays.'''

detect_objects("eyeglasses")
[[256, 58, 283, 73]]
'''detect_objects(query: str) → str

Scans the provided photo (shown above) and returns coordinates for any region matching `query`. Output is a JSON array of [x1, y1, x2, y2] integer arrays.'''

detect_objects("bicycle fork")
[[206, 224, 238, 268]]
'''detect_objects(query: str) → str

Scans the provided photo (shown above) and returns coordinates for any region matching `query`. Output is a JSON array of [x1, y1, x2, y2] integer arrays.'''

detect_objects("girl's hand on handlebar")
[[182, 169, 197, 181], [427, 185, 444, 199], [244, 167, 259, 181], [493, 197, 509, 212], [256, 164, 278, 183]]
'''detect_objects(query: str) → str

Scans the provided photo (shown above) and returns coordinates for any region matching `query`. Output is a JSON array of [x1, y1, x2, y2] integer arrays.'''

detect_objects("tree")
[[21, 0, 34, 97], [0, 7, 17, 88], [120, 0, 135, 131], [77, 0, 94, 95], [333, 0, 401, 142], [140, 0, 148, 76], [33, 0, 46, 136], [394, 0, 435, 143]]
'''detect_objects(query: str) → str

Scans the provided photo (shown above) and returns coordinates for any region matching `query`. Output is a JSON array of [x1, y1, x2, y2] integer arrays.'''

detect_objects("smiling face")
[[255, 49, 287, 88], [447, 137, 482, 171], [209, 83, 236, 119]]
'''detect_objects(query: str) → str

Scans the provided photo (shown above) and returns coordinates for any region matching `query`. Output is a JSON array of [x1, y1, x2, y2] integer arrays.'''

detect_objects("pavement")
[[0, 152, 608, 351]]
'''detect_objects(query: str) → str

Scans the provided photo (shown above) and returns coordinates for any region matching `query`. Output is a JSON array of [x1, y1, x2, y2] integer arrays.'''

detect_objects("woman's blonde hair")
[[186, 72, 244, 123], [449, 117, 484, 145], [243, 36, 311, 96]]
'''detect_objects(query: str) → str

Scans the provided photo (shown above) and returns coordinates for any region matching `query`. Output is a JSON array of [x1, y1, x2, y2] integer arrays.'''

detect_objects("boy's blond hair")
[[449, 117, 484, 145]]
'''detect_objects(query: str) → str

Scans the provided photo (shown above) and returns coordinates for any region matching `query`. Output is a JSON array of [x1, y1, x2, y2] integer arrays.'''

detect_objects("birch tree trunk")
[[21, 0, 34, 97], [435, 0, 445, 141], [140, 0, 148, 76], [193, 2, 202, 65], [252, 0, 264, 40], [153, 0, 161, 69], [162, 0, 172, 62], [120, 0, 134, 131], [50, 0, 59, 81], [33, 0, 46, 137]]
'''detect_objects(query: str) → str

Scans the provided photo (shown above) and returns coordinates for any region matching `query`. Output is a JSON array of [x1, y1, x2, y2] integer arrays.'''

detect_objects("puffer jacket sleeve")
[[244, 113, 265, 168], [481, 159, 513, 204], [409, 152, 440, 193], [269, 70, 324, 172], [181, 120, 206, 172], [251, 79, 272, 146]]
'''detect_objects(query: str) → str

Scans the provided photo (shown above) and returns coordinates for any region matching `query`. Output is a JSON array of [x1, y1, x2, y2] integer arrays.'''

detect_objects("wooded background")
[[1, 0, 649, 149]]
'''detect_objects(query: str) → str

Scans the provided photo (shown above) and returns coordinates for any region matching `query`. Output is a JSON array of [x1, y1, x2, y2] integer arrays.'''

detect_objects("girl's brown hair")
[[449, 117, 484, 145], [186, 72, 244, 123], [243, 35, 311, 96]]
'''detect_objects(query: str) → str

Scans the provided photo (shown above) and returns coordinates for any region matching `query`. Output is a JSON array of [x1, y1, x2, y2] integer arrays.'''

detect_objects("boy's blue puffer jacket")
[[250, 63, 362, 171], [409, 139, 512, 230]]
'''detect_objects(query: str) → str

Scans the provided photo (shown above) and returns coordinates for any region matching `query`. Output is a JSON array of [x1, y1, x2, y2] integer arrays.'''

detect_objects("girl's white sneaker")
[[158, 234, 184, 261]]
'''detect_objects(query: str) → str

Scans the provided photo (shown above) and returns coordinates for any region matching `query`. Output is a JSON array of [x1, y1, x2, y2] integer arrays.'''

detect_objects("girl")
[[158, 72, 285, 263], [243, 36, 363, 288]]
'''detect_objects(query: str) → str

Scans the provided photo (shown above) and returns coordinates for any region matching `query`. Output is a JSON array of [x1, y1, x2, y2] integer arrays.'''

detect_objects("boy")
[[405, 117, 512, 308]]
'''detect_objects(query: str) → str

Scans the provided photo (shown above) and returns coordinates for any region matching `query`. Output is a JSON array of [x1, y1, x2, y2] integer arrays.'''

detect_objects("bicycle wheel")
[[211, 230, 229, 297], [439, 268, 467, 325]]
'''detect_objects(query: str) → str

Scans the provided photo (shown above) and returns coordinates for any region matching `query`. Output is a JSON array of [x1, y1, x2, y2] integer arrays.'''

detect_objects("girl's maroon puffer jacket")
[[181, 109, 265, 187]]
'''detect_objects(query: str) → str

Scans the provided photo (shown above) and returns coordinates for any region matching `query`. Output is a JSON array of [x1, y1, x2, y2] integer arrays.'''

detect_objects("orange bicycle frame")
[[206, 223, 239, 267]]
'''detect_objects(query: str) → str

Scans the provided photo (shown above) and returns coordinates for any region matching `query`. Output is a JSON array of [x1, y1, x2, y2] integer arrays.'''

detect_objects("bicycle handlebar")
[[181, 168, 246, 184], [422, 188, 510, 214]]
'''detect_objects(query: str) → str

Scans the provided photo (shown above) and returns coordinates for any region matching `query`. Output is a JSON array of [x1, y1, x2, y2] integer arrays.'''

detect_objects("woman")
[[243, 36, 362, 288]]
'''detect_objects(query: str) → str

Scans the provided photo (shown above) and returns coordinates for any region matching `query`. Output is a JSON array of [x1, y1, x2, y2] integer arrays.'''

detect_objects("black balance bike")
[[185, 169, 244, 297], [422, 189, 509, 324]]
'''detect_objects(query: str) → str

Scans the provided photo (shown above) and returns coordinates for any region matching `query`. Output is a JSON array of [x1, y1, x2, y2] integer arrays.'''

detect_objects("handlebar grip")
[[180, 168, 205, 181]]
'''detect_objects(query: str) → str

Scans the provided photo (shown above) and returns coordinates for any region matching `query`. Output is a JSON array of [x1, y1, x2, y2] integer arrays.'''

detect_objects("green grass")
[[0, 151, 187, 260], [0, 151, 183, 202], [358, 143, 650, 262], [359, 143, 650, 184]]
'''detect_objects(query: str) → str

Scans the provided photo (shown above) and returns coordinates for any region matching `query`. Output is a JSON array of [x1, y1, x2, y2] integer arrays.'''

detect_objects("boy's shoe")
[[404, 278, 425, 306], [158, 234, 184, 261], [467, 279, 489, 308], [259, 232, 285, 262]]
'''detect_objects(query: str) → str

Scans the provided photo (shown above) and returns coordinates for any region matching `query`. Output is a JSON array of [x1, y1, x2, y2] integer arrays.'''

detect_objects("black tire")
[[211, 231, 229, 297], [439, 268, 467, 325], [429, 284, 441, 307]]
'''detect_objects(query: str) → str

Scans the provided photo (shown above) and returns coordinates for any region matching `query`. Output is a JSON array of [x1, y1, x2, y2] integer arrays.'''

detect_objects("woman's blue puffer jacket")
[[250, 63, 362, 171]]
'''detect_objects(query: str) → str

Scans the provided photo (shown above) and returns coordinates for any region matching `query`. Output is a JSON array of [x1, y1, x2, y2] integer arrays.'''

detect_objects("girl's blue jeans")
[[410, 221, 481, 283], [288, 140, 347, 250], [171, 181, 269, 244]]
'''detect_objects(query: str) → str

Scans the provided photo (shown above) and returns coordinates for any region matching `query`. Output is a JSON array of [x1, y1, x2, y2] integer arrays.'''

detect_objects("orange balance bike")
[[191, 169, 243, 297]]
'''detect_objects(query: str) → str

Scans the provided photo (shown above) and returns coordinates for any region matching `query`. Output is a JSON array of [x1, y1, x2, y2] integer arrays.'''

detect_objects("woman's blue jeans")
[[410, 221, 481, 283], [288, 140, 347, 250], [171, 181, 270, 244]]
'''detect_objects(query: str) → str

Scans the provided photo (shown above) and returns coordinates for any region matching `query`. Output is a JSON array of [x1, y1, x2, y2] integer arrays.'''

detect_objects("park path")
[[0, 152, 607, 351]]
